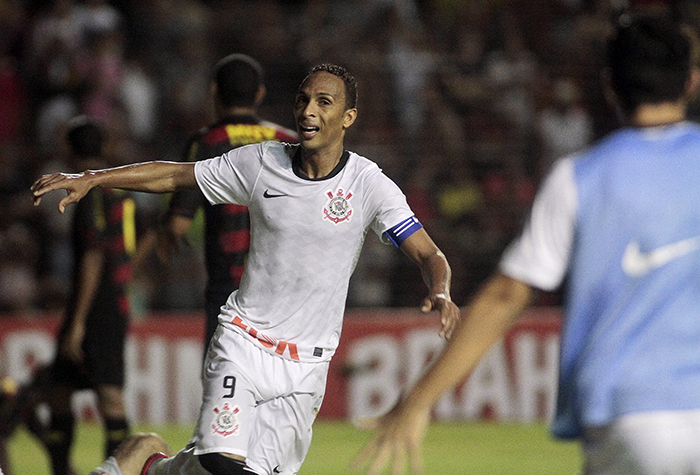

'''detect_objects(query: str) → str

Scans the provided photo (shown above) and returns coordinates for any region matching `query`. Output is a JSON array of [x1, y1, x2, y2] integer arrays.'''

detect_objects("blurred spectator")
[[73, 0, 122, 37], [25, 0, 85, 101], [431, 18, 493, 164], [385, 8, 439, 157], [119, 58, 159, 143], [536, 76, 593, 176], [0, 222, 40, 313], [81, 30, 126, 123], [484, 6, 539, 138], [0, 55, 27, 145]]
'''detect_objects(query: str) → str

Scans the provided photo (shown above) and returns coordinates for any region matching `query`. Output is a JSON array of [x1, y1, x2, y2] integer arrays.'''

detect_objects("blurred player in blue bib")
[[356, 10, 700, 475]]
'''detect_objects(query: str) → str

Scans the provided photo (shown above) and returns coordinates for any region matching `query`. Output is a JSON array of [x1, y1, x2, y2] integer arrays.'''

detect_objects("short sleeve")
[[362, 168, 416, 242], [194, 143, 265, 206], [499, 157, 577, 291]]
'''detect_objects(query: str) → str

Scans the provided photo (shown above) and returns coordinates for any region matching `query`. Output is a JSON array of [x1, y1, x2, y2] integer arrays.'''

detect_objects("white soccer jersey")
[[195, 141, 416, 362]]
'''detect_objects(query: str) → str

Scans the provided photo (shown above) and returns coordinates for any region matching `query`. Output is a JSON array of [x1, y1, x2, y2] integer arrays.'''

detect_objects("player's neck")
[[630, 101, 686, 127], [299, 143, 345, 179]]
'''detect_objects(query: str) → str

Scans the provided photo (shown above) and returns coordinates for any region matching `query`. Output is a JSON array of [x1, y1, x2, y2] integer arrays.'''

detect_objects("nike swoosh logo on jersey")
[[272, 466, 282, 473], [263, 189, 286, 198], [621, 235, 700, 277]]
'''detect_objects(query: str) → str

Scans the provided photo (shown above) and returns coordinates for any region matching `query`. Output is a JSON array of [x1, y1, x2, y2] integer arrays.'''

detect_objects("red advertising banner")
[[0, 308, 561, 423]]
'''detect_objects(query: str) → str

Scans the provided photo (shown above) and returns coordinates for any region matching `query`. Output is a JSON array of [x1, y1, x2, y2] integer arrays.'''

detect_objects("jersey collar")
[[291, 146, 350, 181]]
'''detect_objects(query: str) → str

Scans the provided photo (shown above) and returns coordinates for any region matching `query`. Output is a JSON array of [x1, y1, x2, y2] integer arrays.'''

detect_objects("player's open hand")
[[59, 323, 85, 363], [420, 293, 460, 340], [31, 172, 93, 213], [351, 403, 431, 475]]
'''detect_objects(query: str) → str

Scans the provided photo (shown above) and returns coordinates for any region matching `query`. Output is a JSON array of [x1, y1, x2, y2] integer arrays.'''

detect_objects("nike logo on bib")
[[622, 235, 700, 277], [263, 189, 286, 198]]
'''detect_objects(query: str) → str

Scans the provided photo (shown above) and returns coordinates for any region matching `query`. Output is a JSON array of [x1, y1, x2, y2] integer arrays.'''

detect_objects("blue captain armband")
[[384, 216, 423, 247]]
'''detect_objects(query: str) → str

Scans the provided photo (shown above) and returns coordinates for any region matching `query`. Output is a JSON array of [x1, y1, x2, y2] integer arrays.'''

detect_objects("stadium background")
[[0, 0, 698, 472]]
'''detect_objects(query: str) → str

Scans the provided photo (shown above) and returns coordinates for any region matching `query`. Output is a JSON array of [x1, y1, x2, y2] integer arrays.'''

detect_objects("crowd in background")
[[1, 0, 698, 315]]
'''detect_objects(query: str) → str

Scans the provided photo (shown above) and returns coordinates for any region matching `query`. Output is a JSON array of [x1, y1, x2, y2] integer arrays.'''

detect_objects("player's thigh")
[[148, 445, 210, 475], [246, 389, 325, 475], [584, 410, 700, 475], [194, 336, 258, 458]]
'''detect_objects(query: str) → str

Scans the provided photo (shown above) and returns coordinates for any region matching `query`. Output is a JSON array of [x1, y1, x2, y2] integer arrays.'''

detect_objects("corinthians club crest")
[[212, 403, 240, 437], [323, 189, 353, 224]]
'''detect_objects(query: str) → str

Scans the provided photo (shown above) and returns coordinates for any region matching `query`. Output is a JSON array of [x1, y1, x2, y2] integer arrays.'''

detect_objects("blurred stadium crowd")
[[1, 0, 698, 315]]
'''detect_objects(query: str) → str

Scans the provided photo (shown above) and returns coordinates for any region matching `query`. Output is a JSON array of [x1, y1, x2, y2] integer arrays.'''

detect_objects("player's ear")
[[255, 85, 267, 107], [343, 108, 357, 129]]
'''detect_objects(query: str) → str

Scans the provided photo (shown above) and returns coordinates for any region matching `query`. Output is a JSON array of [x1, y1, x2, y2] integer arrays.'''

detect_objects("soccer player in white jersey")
[[355, 12, 700, 475], [32, 63, 460, 475]]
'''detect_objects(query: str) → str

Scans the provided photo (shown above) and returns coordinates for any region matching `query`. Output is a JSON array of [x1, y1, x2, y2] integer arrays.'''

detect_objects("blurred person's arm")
[[355, 157, 575, 474], [60, 247, 104, 363], [132, 214, 194, 276], [354, 273, 533, 474]]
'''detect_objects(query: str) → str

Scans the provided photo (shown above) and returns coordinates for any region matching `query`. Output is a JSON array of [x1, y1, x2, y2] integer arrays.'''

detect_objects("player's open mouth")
[[300, 125, 319, 139]]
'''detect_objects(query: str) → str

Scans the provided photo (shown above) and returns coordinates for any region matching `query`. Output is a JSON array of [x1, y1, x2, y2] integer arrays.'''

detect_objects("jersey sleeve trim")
[[384, 216, 423, 247]]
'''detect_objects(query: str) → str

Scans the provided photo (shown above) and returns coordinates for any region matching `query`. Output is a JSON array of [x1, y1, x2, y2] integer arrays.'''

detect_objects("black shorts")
[[53, 298, 127, 388]]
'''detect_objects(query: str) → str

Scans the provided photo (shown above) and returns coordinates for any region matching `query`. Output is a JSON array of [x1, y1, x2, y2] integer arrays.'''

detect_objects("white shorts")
[[147, 444, 207, 475], [191, 325, 328, 475], [583, 409, 700, 475]]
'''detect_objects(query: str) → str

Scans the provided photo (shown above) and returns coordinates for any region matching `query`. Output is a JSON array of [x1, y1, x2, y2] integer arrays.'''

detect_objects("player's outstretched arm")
[[353, 273, 533, 474], [398, 228, 460, 339], [32, 161, 197, 213]]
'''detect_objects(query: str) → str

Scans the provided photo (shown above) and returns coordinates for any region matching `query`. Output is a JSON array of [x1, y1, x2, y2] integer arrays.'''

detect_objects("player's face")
[[294, 72, 356, 154]]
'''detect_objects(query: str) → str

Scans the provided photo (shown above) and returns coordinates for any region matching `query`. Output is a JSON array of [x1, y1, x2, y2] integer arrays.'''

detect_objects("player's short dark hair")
[[304, 63, 358, 110], [607, 13, 692, 113], [65, 116, 104, 157], [214, 54, 264, 108]]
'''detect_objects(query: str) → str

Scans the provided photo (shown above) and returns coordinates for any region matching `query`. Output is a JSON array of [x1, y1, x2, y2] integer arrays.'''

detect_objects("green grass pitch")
[[6, 420, 581, 474]]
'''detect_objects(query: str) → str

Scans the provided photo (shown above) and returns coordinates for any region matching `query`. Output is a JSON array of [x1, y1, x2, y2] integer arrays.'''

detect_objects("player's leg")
[[245, 360, 328, 475], [96, 384, 130, 457], [198, 453, 259, 475], [143, 443, 254, 475], [89, 432, 170, 475], [44, 382, 76, 475], [245, 391, 325, 475], [192, 327, 259, 469], [84, 301, 130, 459], [17, 366, 53, 441], [0, 433, 13, 475], [0, 367, 52, 442], [0, 376, 21, 475]]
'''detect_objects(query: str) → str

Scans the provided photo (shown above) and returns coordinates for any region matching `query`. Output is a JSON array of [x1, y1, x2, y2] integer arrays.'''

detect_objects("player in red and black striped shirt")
[[158, 54, 297, 349], [40, 117, 136, 475]]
